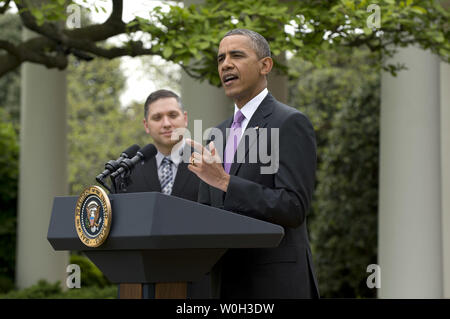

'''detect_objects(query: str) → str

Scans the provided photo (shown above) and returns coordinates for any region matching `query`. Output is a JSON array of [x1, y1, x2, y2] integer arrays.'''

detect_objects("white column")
[[15, 28, 69, 289], [181, 70, 232, 134], [378, 46, 443, 298], [180, 0, 232, 133], [440, 61, 450, 298], [267, 52, 288, 104]]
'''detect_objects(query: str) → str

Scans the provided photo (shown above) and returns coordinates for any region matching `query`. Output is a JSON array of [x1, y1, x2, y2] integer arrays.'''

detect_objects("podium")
[[47, 192, 284, 298]]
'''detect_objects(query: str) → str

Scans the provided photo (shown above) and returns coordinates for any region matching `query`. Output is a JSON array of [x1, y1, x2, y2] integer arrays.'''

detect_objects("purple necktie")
[[224, 110, 245, 173]]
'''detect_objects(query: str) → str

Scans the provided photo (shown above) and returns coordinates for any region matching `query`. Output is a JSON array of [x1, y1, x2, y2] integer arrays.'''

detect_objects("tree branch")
[[179, 64, 203, 80], [107, 0, 123, 24], [14, 0, 128, 44], [0, 39, 19, 56], [0, 36, 158, 77], [65, 40, 155, 59], [0, 0, 12, 14], [0, 53, 20, 76], [0, 35, 68, 77]]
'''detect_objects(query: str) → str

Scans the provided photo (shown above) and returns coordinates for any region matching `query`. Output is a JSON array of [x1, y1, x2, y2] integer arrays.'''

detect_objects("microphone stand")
[[109, 172, 132, 193], [96, 175, 114, 194]]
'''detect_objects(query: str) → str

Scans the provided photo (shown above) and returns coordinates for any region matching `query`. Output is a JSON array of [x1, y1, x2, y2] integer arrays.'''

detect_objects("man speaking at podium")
[[187, 29, 320, 298]]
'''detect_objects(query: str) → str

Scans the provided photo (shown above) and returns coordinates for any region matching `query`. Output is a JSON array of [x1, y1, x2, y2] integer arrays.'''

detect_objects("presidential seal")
[[75, 185, 112, 247]]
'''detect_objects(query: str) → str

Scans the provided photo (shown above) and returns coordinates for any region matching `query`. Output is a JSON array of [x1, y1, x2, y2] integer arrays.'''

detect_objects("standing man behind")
[[119, 89, 198, 202], [117, 89, 211, 298], [187, 29, 319, 298]]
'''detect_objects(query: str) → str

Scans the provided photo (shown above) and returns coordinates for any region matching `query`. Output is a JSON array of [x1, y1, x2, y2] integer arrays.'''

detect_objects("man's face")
[[217, 35, 271, 107], [143, 97, 187, 153]]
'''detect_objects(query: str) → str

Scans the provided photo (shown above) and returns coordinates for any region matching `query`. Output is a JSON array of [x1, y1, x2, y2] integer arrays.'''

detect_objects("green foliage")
[[133, 0, 449, 84], [3, 0, 447, 83], [289, 47, 379, 298], [312, 82, 379, 298], [0, 280, 61, 299], [67, 57, 150, 195], [0, 108, 19, 294], [0, 279, 117, 299], [0, 13, 21, 126], [25, 0, 108, 26], [0, 255, 115, 298], [0, 13, 21, 295]]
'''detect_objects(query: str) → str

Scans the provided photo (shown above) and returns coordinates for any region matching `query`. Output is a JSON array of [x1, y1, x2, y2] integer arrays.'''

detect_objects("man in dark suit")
[[117, 89, 210, 298], [187, 29, 319, 298], [118, 89, 198, 202]]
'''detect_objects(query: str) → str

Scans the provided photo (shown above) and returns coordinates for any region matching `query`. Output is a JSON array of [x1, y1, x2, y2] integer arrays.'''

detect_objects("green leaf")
[[433, 32, 445, 43], [198, 42, 210, 50], [410, 6, 427, 15], [31, 8, 43, 20], [363, 27, 373, 36], [272, 48, 281, 56], [244, 15, 252, 26], [151, 44, 161, 53], [162, 46, 173, 59], [291, 37, 303, 47], [189, 47, 198, 56]]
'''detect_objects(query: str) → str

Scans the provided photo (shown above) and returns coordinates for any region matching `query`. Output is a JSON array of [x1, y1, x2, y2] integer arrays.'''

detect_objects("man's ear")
[[143, 118, 150, 134], [260, 57, 273, 76], [183, 111, 188, 127]]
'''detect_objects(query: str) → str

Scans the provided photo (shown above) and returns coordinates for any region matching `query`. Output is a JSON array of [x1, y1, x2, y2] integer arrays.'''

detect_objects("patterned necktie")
[[224, 110, 246, 173], [160, 157, 174, 195]]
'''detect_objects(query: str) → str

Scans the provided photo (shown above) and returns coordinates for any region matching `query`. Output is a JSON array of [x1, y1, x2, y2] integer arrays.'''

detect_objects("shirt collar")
[[233, 88, 268, 121], [155, 140, 184, 168]]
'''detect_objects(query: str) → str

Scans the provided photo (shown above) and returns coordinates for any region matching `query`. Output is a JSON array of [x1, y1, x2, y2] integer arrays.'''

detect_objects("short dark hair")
[[223, 29, 271, 59], [144, 89, 183, 120]]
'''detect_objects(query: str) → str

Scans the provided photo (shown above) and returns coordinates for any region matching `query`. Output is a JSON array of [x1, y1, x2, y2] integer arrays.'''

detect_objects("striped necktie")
[[160, 157, 173, 195]]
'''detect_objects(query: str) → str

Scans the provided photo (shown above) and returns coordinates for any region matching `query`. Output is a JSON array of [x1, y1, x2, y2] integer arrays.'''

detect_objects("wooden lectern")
[[47, 192, 284, 299]]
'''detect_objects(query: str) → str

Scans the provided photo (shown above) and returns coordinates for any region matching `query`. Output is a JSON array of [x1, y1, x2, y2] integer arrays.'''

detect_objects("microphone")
[[111, 144, 158, 179], [96, 144, 140, 183]]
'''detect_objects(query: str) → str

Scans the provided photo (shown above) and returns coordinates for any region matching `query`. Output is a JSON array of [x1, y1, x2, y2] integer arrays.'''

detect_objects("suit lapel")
[[143, 157, 162, 191], [229, 93, 274, 176], [171, 163, 190, 196]]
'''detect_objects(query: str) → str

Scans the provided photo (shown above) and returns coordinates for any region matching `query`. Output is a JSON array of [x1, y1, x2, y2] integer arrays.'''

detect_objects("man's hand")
[[186, 138, 230, 192]]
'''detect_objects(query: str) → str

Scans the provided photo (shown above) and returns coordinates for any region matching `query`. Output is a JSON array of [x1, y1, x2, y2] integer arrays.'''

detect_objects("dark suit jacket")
[[119, 156, 198, 202], [199, 93, 320, 298]]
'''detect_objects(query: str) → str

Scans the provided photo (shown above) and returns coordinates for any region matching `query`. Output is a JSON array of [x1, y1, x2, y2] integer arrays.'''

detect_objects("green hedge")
[[288, 48, 379, 298], [0, 254, 116, 298], [0, 108, 19, 294], [0, 280, 117, 299], [70, 254, 111, 288]]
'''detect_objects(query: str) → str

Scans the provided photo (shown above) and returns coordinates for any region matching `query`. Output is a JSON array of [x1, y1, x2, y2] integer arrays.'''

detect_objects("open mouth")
[[222, 74, 239, 86]]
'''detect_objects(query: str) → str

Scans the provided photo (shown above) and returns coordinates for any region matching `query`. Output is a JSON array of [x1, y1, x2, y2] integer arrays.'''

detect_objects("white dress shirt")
[[155, 141, 184, 182], [233, 88, 268, 137]]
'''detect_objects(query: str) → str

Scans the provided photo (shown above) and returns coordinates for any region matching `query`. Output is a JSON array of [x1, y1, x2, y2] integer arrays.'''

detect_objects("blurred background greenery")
[[0, 0, 448, 298], [0, 12, 379, 298]]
